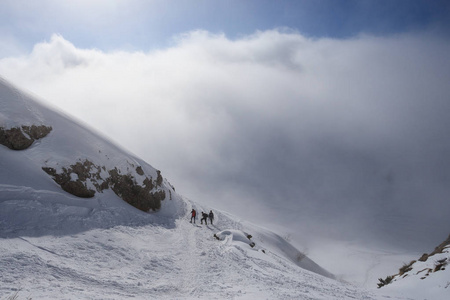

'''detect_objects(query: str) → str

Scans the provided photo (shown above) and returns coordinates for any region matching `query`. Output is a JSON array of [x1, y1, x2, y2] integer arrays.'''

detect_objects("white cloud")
[[1, 30, 450, 249]]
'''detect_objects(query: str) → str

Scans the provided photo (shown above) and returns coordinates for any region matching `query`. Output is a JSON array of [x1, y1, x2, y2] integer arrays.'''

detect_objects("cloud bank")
[[1, 31, 449, 249]]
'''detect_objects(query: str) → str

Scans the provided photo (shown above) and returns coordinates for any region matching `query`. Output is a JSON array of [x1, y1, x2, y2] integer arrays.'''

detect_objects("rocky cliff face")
[[0, 125, 52, 150], [42, 159, 166, 211]]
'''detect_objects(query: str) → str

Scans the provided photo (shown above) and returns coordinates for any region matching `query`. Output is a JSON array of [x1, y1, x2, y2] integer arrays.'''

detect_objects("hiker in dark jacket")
[[208, 210, 214, 225], [200, 212, 208, 225], [190, 209, 196, 223]]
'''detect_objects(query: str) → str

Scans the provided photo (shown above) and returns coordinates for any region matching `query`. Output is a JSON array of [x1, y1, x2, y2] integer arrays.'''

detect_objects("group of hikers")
[[190, 209, 214, 225]]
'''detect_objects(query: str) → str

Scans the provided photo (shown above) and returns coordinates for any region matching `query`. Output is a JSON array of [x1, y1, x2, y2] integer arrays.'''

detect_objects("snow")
[[1, 76, 448, 299], [0, 201, 377, 300], [377, 245, 450, 300]]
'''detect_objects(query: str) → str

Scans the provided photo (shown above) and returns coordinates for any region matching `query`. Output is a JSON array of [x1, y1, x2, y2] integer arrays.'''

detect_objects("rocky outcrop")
[[0, 125, 52, 150], [418, 234, 450, 262], [42, 159, 166, 211], [42, 161, 97, 198], [108, 168, 165, 211], [378, 233, 450, 288]]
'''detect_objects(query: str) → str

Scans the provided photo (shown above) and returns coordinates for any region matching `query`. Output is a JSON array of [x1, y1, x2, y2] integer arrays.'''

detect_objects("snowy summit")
[[0, 77, 448, 299]]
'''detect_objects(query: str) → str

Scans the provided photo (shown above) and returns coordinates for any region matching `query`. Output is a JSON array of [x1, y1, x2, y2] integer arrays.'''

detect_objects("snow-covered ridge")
[[0, 76, 176, 213], [376, 234, 450, 299]]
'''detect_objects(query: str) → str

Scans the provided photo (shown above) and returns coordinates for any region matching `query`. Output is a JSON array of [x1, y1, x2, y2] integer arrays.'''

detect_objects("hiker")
[[200, 212, 208, 225], [208, 210, 214, 225], [190, 209, 196, 223]]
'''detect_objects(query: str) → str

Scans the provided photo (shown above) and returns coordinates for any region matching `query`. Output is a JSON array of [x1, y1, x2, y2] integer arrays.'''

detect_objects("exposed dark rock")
[[61, 180, 96, 198], [398, 261, 415, 276], [43, 159, 166, 211], [418, 234, 450, 263], [418, 253, 429, 262], [431, 234, 450, 256], [22, 125, 52, 140], [377, 276, 393, 288], [0, 125, 52, 150], [156, 170, 163, 186], [143, 177, 154, 190], [108, 168, 165, 211], [434, 258, 447, 272], [0, 127, 32, 150], [42, 165, 96, 198], [136, 166, 144, 176]]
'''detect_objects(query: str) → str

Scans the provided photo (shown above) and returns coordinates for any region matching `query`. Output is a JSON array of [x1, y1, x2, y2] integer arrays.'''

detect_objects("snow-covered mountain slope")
[[375, 235, 450, 299], [0, 76, 446, 299], [0, 77, 356, 299], [0, 75, 182, 227], [1, 201, 381, 300]]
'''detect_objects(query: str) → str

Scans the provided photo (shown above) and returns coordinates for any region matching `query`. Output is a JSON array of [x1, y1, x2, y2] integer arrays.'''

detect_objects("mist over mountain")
[[1, 31, 449, 252], [0, 77, 369, 299], [1, 75, 449, 299], [1, 0, 449, 297]]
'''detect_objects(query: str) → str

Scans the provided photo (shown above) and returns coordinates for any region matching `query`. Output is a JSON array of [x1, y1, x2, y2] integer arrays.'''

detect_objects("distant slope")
[[375, 234, 450, 299], [224, 220, 336, 279]]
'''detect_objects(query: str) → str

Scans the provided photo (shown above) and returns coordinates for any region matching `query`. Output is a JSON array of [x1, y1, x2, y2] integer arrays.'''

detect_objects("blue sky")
[[1, 0, 449, 55]]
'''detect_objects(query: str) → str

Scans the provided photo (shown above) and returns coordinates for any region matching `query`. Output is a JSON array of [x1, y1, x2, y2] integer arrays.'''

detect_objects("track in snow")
[[0, 202, 407, 300]]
